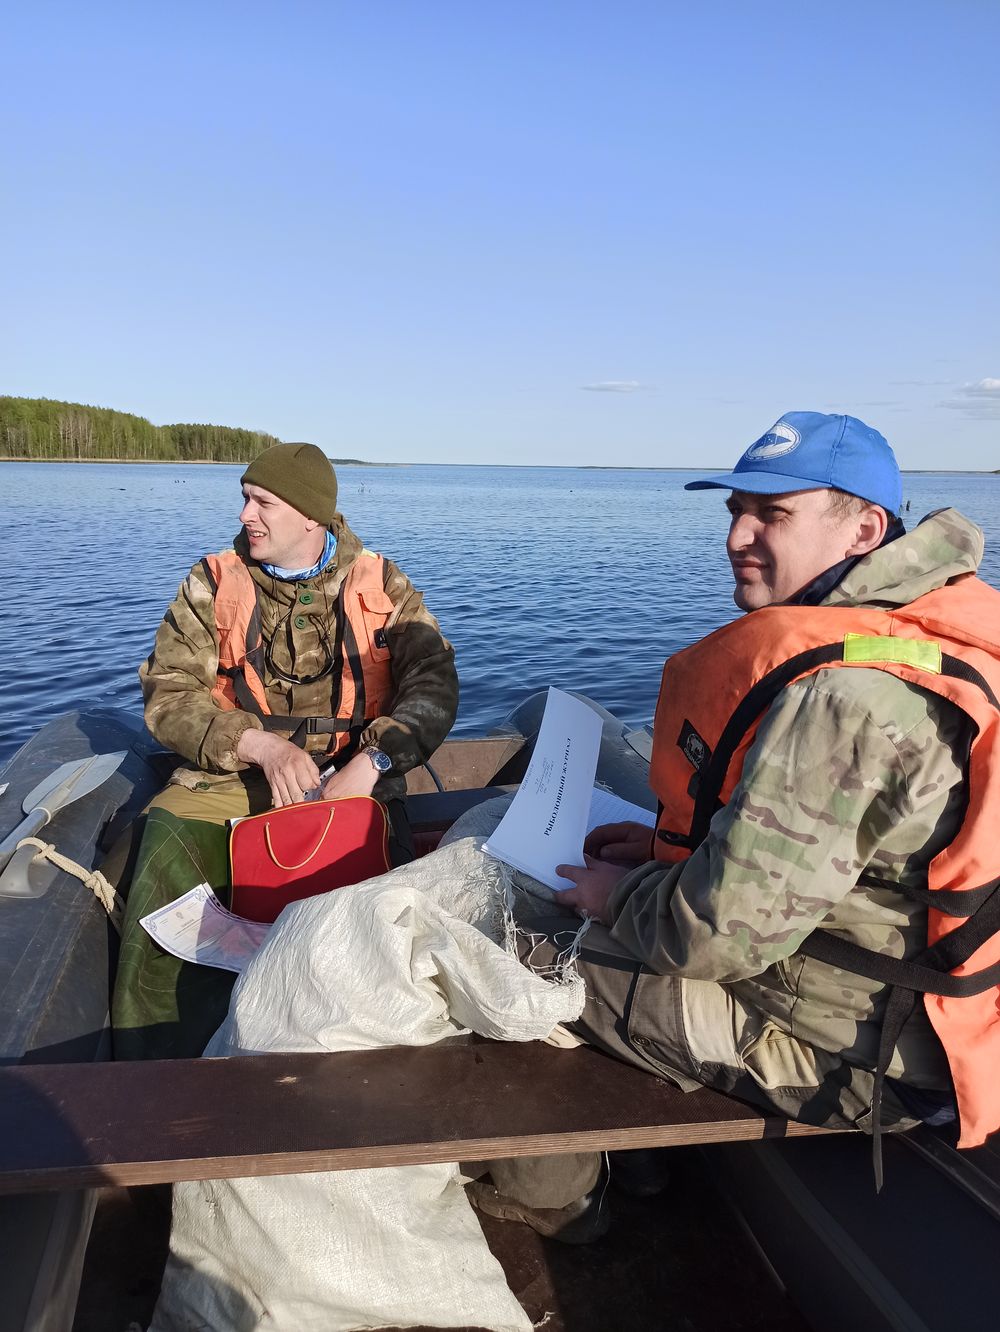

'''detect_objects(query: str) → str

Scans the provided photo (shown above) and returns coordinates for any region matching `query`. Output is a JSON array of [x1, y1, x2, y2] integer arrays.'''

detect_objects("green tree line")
[[0, 396, 282, 462]]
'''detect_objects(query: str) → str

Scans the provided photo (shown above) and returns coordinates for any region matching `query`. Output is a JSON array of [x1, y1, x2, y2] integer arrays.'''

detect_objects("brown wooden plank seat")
[[0, 1040, 838, 1196]]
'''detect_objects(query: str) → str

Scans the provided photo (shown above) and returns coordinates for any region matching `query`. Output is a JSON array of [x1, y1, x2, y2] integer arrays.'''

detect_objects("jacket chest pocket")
[[356, 588, 394, 664]]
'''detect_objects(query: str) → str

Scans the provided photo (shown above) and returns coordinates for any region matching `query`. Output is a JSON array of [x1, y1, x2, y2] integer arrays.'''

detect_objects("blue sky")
[[2, 1, 997, 468]]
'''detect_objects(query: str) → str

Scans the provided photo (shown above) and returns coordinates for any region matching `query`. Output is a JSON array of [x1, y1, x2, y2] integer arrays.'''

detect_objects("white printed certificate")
[[483, 688, 604, 890], [139, 884, 271, 973]]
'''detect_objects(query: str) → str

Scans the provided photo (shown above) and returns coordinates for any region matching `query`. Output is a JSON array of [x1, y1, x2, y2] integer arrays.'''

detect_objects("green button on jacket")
[[294, 615, 307, 629], [299, 591, 314, 605]]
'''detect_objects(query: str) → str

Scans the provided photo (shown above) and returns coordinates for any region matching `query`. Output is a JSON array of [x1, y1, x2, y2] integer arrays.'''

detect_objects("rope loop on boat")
[[15, 837, 123, 932]]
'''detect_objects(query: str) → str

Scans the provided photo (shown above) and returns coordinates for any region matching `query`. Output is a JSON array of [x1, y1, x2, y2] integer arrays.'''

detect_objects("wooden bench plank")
[[0, 1043, 836, 1195]]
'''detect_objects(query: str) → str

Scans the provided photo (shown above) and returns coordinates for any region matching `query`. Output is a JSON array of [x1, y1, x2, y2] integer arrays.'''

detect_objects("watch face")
[[367, 747, 392, 773]]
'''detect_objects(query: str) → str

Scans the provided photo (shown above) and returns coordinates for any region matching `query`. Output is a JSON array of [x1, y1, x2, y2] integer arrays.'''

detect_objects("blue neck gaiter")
[[262, 529, 337, 582]]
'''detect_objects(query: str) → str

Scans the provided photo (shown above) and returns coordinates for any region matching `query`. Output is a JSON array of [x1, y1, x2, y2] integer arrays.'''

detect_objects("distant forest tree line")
[[0, 396, 282, 462]]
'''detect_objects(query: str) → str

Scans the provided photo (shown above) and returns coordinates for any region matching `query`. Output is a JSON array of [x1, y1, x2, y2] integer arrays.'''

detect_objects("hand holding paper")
[[553, 853, 623, 924], [482, 688, 655, 891], [584, 819, 655, 864]]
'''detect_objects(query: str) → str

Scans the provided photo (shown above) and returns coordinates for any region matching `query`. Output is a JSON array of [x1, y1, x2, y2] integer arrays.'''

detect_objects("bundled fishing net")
[[151, 816, 584, 1332]]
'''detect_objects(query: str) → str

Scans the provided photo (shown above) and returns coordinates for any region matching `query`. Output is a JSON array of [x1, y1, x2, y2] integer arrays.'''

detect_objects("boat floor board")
[[72, 1154, 812, 1332], [1, 1042, 835, 1195]]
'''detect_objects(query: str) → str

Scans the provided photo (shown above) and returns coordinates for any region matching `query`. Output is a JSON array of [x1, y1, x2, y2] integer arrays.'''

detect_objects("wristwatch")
[[362, 746, 392, 776]]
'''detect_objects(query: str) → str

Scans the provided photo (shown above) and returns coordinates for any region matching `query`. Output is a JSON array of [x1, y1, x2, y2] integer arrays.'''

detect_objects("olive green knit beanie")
[[241, 443, 338, 526]]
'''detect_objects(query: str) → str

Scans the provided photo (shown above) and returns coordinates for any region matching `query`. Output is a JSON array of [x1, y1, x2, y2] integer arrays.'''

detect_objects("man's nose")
[[239, 499, 255, 523], [727, 513, 758, 552]]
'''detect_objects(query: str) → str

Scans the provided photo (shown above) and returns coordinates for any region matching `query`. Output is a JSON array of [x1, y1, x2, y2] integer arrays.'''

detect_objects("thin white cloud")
[[938, 378, 1000, 420], [961, 377, 1000, 396], [580, 380, 645, 393], [890, 379, 953, 387]]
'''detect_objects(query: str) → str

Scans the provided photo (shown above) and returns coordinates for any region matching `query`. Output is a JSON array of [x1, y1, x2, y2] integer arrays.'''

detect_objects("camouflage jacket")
[[140, 514, 459, 803], [608, 508, 986, 1103]]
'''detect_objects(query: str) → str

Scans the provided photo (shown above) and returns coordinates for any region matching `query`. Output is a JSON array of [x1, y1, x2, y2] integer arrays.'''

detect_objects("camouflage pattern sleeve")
[[138, 562, 263, 772], [606, 672, 949, 980], [359, 557, 459, 773]]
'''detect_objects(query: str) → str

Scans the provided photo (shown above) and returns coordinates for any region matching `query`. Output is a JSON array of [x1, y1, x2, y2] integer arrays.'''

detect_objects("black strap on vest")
[[689, 643, 845, 846], [199, 557, 219, 594], [666, 640, 1000, 1186], [939, 654, 1000, 710], [302, 579, 368, 755], [798, 880, 1000, 1187], [857, 870, 999, 917]]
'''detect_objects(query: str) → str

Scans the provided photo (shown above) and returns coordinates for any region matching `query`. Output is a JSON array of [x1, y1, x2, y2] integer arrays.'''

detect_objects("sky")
[[1, 1, 997, 469]]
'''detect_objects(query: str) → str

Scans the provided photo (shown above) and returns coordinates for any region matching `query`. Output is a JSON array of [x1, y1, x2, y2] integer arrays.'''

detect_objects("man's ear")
[[847, 505, 889, 557]]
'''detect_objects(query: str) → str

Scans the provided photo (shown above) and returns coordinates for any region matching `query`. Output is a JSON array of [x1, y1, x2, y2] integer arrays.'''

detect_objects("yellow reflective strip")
[[842, 633, 942, 673]]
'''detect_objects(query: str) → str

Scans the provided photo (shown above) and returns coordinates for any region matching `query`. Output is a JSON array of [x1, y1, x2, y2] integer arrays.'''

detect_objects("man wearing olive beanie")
[[240, 442, 340, 527], [137, 440, 459, 844]]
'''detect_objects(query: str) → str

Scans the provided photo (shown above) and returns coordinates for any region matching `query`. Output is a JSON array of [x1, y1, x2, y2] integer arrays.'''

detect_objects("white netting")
[[151, 827, 583, 1332]]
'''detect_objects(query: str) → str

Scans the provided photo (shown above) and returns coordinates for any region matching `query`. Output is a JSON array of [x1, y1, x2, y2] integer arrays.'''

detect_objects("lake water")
[[3, 462, 1000, 767]]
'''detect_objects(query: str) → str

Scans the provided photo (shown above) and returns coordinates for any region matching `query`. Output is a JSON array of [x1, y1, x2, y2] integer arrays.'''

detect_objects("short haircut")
[[826, 487, 888, 521]]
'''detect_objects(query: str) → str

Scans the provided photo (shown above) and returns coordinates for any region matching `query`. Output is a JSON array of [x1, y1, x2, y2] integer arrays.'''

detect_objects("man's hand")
[[319, 751, 380, 801], [555, 854, 624, 926], [237, 730, 322, 808], [584, 820, 653, 864]]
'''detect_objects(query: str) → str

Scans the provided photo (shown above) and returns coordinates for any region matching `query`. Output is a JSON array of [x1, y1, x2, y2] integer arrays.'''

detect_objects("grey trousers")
[[479, 910, 918, 1209], [479, 913, 712, 1209]]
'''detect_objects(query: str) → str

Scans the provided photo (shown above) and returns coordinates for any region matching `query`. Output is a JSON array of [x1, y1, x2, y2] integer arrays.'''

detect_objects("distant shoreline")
[[0, 456, 396, 467], [0, 456, 237, 465], [1, 456, 997, 475]]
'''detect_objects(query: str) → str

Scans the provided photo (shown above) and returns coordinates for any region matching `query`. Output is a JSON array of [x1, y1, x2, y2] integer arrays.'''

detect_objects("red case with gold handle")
[[228, 796, 391, 924]]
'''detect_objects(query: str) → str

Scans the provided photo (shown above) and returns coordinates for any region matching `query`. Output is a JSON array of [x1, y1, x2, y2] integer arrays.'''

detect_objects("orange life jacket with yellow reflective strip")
[[202, 549, 395, 757], [649, 576, 1000, 1153]]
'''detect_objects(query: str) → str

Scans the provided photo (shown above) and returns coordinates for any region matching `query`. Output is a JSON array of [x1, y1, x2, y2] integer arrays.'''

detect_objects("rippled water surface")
[[3, 462, 1000, 766]]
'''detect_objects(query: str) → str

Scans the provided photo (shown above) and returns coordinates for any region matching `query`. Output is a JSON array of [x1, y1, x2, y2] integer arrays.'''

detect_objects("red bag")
[[228, 796, 392, 924]]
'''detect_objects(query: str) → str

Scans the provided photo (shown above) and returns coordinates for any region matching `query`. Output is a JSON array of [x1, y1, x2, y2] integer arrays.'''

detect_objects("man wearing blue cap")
[[687, 411, 904, 611], [472, 411, 1000, 1240]]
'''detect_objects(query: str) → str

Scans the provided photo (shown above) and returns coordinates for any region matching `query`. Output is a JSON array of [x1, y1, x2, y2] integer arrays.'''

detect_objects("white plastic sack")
[[151, 831, 584, 1332]]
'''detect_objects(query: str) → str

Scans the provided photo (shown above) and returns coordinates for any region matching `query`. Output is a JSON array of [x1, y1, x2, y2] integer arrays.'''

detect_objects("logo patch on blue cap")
[[742, 421, 801, 463]]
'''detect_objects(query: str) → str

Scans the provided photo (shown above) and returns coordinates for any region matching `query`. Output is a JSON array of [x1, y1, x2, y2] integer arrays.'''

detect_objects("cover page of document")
[[483, 687, 603, 890]]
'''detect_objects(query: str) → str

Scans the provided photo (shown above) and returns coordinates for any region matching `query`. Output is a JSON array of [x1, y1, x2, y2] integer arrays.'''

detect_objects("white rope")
[[14, 837, 123, 932]]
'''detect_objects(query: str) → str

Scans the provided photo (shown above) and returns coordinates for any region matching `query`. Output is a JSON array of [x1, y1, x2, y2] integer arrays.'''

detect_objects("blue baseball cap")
[[685, 411, 902, 515]]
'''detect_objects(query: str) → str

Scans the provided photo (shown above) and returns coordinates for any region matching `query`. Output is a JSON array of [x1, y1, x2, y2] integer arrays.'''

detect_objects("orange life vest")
[[201, 549, 395, 757], [649, 576, 1000, 1151]]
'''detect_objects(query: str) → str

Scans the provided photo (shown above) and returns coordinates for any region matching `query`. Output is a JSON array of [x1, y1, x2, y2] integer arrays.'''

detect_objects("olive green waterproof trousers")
[[111, 782, 413, 1062]]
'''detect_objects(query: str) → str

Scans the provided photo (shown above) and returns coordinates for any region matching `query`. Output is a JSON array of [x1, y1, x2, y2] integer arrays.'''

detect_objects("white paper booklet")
[[140, 884, 271, 973], [483, 688, 605, 891], [588, 787, 656, 832], [486, 785, 655, 890]]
